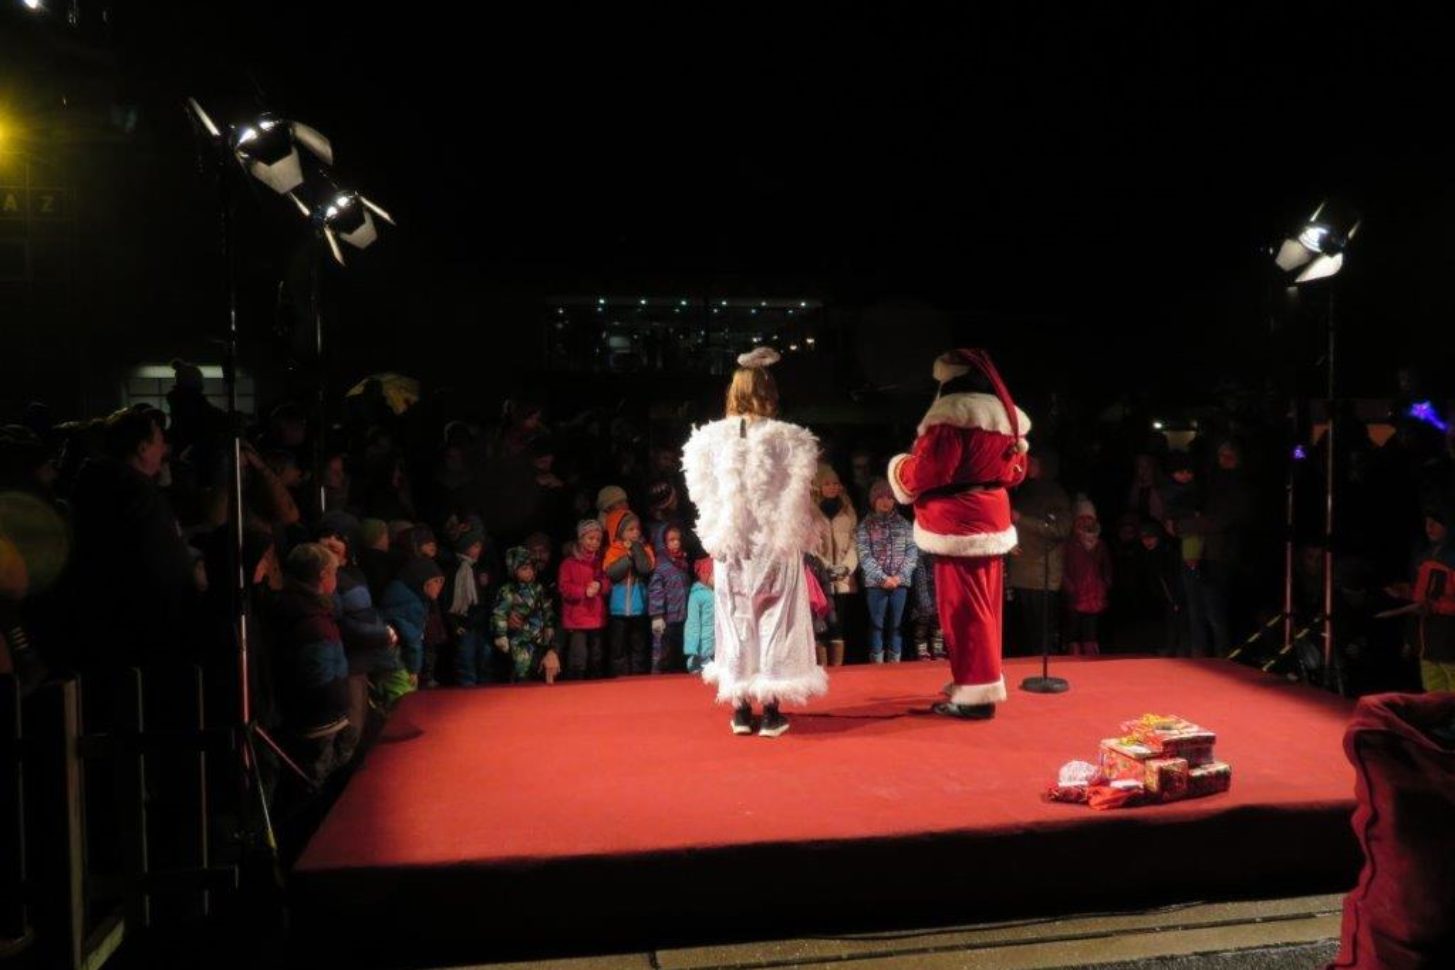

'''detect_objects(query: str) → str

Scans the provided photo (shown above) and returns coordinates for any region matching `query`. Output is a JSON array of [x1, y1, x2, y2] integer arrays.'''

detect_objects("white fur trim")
[[682, 418, 820, 563], [947, 677, 1007, 705], [918, 392, 1033, 441], [887, 453, 917, 504], [701, 662, 829, 707], [912, 522, 1018, 558]]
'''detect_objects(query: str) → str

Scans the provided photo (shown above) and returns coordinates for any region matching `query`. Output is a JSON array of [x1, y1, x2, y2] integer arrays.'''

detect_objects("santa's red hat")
[[931, 348, 1021, 444]]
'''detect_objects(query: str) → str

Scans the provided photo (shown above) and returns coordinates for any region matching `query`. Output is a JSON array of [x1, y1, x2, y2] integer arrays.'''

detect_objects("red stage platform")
[[292, 658, 1361, 965]]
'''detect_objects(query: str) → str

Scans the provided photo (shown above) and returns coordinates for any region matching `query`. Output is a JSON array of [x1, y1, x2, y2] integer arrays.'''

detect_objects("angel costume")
[[680, 384, 828, 708]]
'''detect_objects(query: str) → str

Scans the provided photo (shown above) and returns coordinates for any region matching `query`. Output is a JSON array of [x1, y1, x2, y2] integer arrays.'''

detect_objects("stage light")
[[789, 343, 800, 351], [296, 185, 394, 265], [1292, 445, 1308, 461], [1275, 201, 1360, 284], [1153, 420, 1165, 430], [1272, 198, 1359, 689], [799, 301, 807, 307], [186, 99, 333, 196], [720, 299, 728, 306], [680, 299, 688, 306], [806, 336, 815, 346], [21, 0, 42, 10], [640, 298, 647, 305], [597, 297, 606, 304]]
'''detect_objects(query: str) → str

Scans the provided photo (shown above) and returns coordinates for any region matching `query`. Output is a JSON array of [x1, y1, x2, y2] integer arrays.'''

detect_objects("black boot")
[[731, 702, 755, 735], [759, 701, 790, 737], [932, 702, 995, 720]]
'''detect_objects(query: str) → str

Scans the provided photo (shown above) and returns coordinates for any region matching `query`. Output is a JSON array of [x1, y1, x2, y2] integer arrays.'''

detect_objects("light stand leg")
[[1323, 289, 1337, 690]]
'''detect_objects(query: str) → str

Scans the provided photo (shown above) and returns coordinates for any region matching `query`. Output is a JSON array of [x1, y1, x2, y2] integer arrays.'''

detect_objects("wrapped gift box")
[[1186, 761, 1232, 797], [1118, 715, 1217, 766], [1100, 738, 1156, 782], [1145, 757, 1190, 800]]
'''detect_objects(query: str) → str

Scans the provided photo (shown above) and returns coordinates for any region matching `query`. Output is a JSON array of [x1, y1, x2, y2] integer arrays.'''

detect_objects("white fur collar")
[[918, 392, 1032, 439]]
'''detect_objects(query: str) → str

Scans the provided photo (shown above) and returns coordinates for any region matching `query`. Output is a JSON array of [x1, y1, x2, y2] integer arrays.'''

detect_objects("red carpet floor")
[[293, 658, 1361, 964]]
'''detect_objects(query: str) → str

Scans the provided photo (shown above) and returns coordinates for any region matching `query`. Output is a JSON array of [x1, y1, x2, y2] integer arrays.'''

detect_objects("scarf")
[[452, 554, 479, 613]]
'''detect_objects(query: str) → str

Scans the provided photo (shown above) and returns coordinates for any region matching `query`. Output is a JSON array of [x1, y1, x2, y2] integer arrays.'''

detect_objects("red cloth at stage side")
[[1329, 691, 1455, 970]]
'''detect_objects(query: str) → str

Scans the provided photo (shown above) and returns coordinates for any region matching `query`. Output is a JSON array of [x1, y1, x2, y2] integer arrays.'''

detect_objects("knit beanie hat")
[[1073, 495, 1098, 523], [454, 528, 484, 555], [506, 546, 534, 575], [409, 524, 438, 552], [596, 484, 628, 512], [814, 463, 842, 489], [359, 518, 390, 549], [613, 511, 640, 541], [315, 510, 361, 544], [577, 518, 604, 539], [869, 478, 894, 505], [396, 557, 444, 595]]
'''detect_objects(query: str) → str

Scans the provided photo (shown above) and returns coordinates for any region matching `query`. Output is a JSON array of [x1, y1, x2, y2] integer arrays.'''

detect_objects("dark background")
[[4, 2, 1453, 417]]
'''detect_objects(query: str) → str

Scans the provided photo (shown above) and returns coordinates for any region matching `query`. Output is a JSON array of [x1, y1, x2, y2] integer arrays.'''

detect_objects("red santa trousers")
[[935, 554, 1007, 704]]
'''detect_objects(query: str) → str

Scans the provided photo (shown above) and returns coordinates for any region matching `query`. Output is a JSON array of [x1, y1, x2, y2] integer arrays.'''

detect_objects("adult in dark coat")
[[66, 409, 198, 671]]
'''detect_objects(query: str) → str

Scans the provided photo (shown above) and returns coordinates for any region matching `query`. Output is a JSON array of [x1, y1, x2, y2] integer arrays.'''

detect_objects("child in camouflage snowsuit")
[[492, 547, 556, 682]]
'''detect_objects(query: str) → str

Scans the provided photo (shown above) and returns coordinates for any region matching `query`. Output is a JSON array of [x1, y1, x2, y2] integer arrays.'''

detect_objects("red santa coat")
[[887, 393, 1030, 550], [888, 392, 1030, 705]]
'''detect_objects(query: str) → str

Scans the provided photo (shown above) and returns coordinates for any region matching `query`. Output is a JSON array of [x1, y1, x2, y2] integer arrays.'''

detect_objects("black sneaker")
[[932, 702, 995, 720], [759, 704, 790, 738], [731, 704, 755, 735]]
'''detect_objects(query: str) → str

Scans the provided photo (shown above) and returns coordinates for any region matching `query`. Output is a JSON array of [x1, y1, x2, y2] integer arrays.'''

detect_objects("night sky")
[[11, 3, 1455, 403]]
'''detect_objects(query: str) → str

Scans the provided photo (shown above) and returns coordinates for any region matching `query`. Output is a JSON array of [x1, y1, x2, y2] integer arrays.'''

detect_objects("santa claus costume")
[[681, 348, 827, 737], [888, 349, 1030, 718]]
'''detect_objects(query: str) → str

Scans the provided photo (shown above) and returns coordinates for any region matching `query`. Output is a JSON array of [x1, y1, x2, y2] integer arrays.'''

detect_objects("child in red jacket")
[[558, 519, 609, 679], [1063, 496, 1113, 656]]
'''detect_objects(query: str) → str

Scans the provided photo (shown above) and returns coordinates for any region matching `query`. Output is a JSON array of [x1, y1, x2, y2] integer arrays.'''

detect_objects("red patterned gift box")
[[1118, 715, 1217, 766], [1145, 757, 1190, 800], [1099, 738, 1156, 782], [1186, 761, 1232, 797]]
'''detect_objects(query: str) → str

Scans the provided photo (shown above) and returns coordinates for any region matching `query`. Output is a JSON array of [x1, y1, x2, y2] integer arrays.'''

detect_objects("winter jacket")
[[492, 582, 555, 682], [912, 552, 938, 618], [1008, 479, 1072, 591], [269, 584, 350, 737], [813, 498, 860, 593], [684, 582, 715, 671], [856, 512, 919, 587], [648, 553, 692, 623], [558, 554, 608, 631], [603, 508, 654, 617], [887, 391, 1032, 559], [379, 580, 429, 674], [1173, 470, 1252, 566], [334, 565, 399, 674], [1063, 538, 1113, 615]]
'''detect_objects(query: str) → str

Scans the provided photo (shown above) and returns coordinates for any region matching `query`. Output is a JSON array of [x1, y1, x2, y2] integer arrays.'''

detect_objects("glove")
[[651, 617, 667, 636], [494, 637, 510, 653]]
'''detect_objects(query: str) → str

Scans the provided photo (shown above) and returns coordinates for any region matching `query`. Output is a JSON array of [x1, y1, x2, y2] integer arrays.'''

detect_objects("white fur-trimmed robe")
[[681, 417, 827, 706]]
